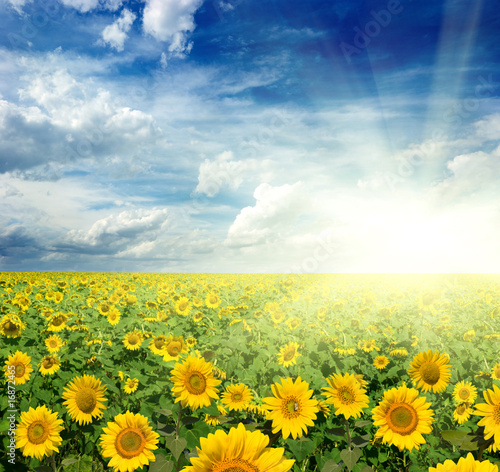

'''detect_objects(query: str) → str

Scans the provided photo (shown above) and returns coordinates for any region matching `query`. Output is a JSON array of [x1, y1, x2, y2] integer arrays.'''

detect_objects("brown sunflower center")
[[456, 404, 467, 415], [338, 386, 355, 404], [213, 458, 259, 472], [115, 429, 145, 458], [493, 405, 500, 424], [178, 301, 188, 311], [419, 362, 441, 385], [154, 338, 166, 349], [27, 422, 49, 444], [232, 393, 242, 401], [51, 316, 66, 327], [42, 357, 55, 369], [282, 396, 300, 418], [387, 404, 418, 435], [494, 367, 500, 378], [186, 372, 206, 394], [167, 342, 182, 356], [15, 363, 26, 377], [4, 321, 19, 334], [458, 388, 471, 400], [48, 339, 58, 348], [75, 388, 97, 413], [128, 334, 140, 345], [283, 349, 296, 362], [209, 296, 217, 304]]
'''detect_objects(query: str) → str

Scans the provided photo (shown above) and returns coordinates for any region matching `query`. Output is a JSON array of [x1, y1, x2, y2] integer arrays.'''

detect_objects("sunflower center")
[[27, 422, 49, 444], [49, 340, 58, 348], [456, 404, 467, 415], [52, 316, 65, 327], [338, 386, 355, 404], [493, 405, 500, 424], [128, 334, 140, 345], [178, 301, 188, 311], [232, 393, 242, 401], [154, 338, 165, 349], [283, 349, 295, 361], [186, 372, 206, 394], [458, 389, 470, 400], [387, 404, 418, 435], [116, 429, 145, 458], [75, 388, 97, 413], [167, 342, 182, 356], [213, 458, 259, 472], [4, 321, 19, 334], [419, 362, 441, 385], [42, 358, 54, 369], [15, 363, 26, 377], [282, 396, 300, 418]]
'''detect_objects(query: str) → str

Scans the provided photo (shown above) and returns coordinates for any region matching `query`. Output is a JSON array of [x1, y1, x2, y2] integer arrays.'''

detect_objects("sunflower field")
[[1, 272, 500, 472]]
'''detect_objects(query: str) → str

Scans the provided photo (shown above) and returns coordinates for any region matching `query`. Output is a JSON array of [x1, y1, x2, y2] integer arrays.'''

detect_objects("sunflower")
[[205, 293, 221, 309], [271, 311, 286, 324], [193, 311, 204, 323], [4, 351, 33, 385], [221, 383, 253, 411], [162, 335, 189, 362], [322, 372, 369, 419], [390, 348, 408, 357], [148, 335, 167, 356], [183, 422, 294, 472], [45, 334, 65, 353], [277, 342, 301, 367], [374, 355, 389, 370], [0, 314, 26, 338], [100, 411, 159, 472], [107, 308, 121, 326], [429, 452, 499, 472], [175, 296, 192, 316], [124, 378, 139, 394], [186, 337, 197, 348], [47, 313, 69, 332], [372, 383, 434, 452], [16, 405, 64, 459], [408, 350, 451, 393], [62, 374, 107, 425], [39, 356, 61, 376], [170, 355, 221, 410], [453, 381, 477, 405], [474, 384, 500, 448], [491, 362, 500, 381], [453, 402, 473, 424], [123, 331, 143, 351], [263, 376, 319, 439], [285, 317, 302, 330], [204, 405, 228, 426]]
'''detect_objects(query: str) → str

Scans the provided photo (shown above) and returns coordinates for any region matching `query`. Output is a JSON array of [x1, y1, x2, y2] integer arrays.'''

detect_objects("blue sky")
[[0, 0, 499, 272]]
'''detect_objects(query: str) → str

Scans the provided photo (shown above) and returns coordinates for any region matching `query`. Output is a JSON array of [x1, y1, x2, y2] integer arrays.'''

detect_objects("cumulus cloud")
[[225, 182, 308, 247], [101, 8, 136, 51], [63, 208, 169, 254], [474, 113, 500, 141], [0, 60, 162, 174], [142, 0, 204, 56], [195, 151, 267, 197]]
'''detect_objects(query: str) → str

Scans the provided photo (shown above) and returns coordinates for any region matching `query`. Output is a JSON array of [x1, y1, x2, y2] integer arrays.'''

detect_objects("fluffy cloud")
[[63, 207, 169, 254], [225, 182, 308, 247], [195, 151, 268, 197], [101, 8, 136, 51], [142, 0, 204, 56], [474, 113, 500, 141], [58, 0, 123, 12]]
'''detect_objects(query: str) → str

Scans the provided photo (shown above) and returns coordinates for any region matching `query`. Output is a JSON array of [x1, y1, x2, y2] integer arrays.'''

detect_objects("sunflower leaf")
[[165, 436, 187, 461], [340, 447, 362, 472], [149, 454, 174, 472], [321, 459, 343, 472]]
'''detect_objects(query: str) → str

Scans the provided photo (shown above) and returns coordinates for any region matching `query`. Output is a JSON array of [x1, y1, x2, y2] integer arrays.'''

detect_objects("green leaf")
[[165, 436, 187, 461], [322, 459, 343, 472], [340, 448, 362, 472], [354, 420, 371, 429], [440, 430, 478, 450], [286, 438, 317, 462], [61, 458, 79, 466], [149, 454, 174, 472], [33, 467, 52, 472], [352, 434, 370, 447]]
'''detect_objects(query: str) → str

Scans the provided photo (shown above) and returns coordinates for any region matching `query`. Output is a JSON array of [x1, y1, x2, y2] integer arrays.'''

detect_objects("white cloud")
[[142, 0, 204, 56], [6, 0, 32, 14], [195, 150, 269, 197], [65, 207, 169, 253], [474, 113, 500, 141], [58, 0, 100, 13], [101, 8, 136, 51], [225, 182, 308, 247]]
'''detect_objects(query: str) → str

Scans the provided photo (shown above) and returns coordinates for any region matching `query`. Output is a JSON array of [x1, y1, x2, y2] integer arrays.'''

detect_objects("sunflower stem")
[[345, 418, 351, 450], [50, 453, 58, 472], [176, 402, 182, 440]]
